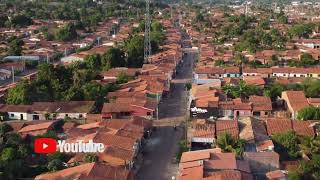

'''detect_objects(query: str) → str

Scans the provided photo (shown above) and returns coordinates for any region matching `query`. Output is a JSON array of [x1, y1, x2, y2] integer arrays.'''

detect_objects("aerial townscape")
[[0, 0, 320, 180]]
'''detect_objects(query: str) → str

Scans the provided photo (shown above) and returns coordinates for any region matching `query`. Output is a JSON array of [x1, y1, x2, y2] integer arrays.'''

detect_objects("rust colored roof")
[[266, 170, 286, 180], [193, 123, 216, 139], [243, 152, 280, 174], [244, 77, 266, 87], [292, 121, 315, 136], [6, 122, 27, 132], [101, 119, 130, 130], [180, 150, 211, 163], [77, 122, 102, 130], [218, 101, 234, 110], [204, 170, 241, 180], [265, 119, 292, 136], [249, 96, 272, 111], [18, 121, 57, 133], [93, 132, 136, 151], [131, 116, 153, 129], [282, 91, 309, 112], [179, 166, 203, 180], [232, 98, 252, 110], [204, 153, 237, 170], [256, 140, 274, 152], [102, 103, 132, 113], [216, 120, 239, 139], [103, 146, 134, 162], [86, 114, 103, 123], [35, 162, 95, 180]]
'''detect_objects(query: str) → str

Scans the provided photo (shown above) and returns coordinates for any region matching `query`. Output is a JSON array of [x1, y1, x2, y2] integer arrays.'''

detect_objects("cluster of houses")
[[178, 5, 320, 180], [6, 116, 152, 179], [99, 19, 183, 120], [0, 18, 124, 96], [0, 14, 185, 179]]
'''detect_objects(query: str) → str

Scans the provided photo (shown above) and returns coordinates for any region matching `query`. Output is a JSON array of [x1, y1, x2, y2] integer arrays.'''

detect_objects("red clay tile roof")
[[130, 116, 153, 129], [216, 120, 239, 139], [204, 170, 241, 180], [35, 162, 131, 180], [204, 153, 237, 170], [102, 103, 132, 113], [266, 170, 286, 180], [5, 122, 27, 132], [35, 162, 95, 180], [93, 132, 137, 151], [193, 123, 216, 139], [243, 152, 280, 174], [181, 151, 211, 163], [244, 77, 266, 87], [282, 91, 309, 112], [256, 140, 274, 152], [266, 119, 315, 136], [249, 96, 272, 111], [18, 121, 57, 133], [266, 119, 292, 136], [179, 166, 203, 180], [292, 121, 315, 136], [101, 68, 140, 77], [233, 98, 252, 110], [103, 145, 135, 162]]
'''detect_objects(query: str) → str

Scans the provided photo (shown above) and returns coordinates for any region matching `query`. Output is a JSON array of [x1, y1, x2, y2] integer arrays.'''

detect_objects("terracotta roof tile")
[[249, 96, 272, 111], [282, 91, 309, 112], [204, 170, 241, 180], [193, 123, 216, 139], [216, 120, 239, 139], [292, 121, 315, 136], [179, 166, 203, 180], [18, 121, 57, 134], [266, 119, 292, 135], [243, 152, 280, 174], [204, 153, 237, 170]]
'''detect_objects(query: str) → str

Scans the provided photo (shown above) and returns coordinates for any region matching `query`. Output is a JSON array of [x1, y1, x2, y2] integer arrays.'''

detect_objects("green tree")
[[117, 73, 133, 84], [299, 136, 320, 157], [1, 148, 16, 161], [101, 47, 126, 70], [10, 15, 32, 27], [272, 131, 300, 160], [289, 23, 314, 39], [47, 159, 63, 172], [6, 80, 32, 105], [300, 53, 317, 67], [0, 124, 12, 137], [7, 37, 24, 56], [84, 153, 98, 163], [82, 82, 106, 100], [55, 23, 78, 42], [217, 133, 245, 157], [214, 59, 225, 67], [125, 35, 144, 68], [297, 106, 320, 120], [84, 54, 102, 70]]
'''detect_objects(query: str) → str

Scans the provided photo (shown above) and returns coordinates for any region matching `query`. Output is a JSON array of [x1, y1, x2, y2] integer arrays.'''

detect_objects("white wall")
[[56, 113, 87, 119]]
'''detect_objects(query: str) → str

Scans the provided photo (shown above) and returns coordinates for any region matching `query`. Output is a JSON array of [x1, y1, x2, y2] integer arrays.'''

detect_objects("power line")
[[144, 0, 151, 64]]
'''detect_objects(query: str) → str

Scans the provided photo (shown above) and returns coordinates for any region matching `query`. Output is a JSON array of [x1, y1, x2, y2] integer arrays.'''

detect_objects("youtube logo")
[[34, 138, 57, 154]]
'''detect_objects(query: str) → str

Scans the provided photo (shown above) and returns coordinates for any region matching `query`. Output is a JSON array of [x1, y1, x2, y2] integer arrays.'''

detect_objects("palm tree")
[[217, 133, 236, 152], [217, 133, 246, 157], [299, 136, 320, 157]]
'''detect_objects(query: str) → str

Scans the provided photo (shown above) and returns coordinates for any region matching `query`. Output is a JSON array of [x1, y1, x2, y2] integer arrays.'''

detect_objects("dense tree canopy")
[[298, 106, 320, 120], [217, 133, 246, 157], [272, 131, 300, 160]]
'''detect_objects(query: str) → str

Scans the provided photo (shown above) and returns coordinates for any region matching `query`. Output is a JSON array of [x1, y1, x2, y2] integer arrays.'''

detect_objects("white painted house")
[[0, 101, 95, 121]]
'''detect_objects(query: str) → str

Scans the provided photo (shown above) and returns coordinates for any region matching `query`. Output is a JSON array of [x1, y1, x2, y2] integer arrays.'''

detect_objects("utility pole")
[[144, 0, 151, 64], [11, 66, 14, 83]]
